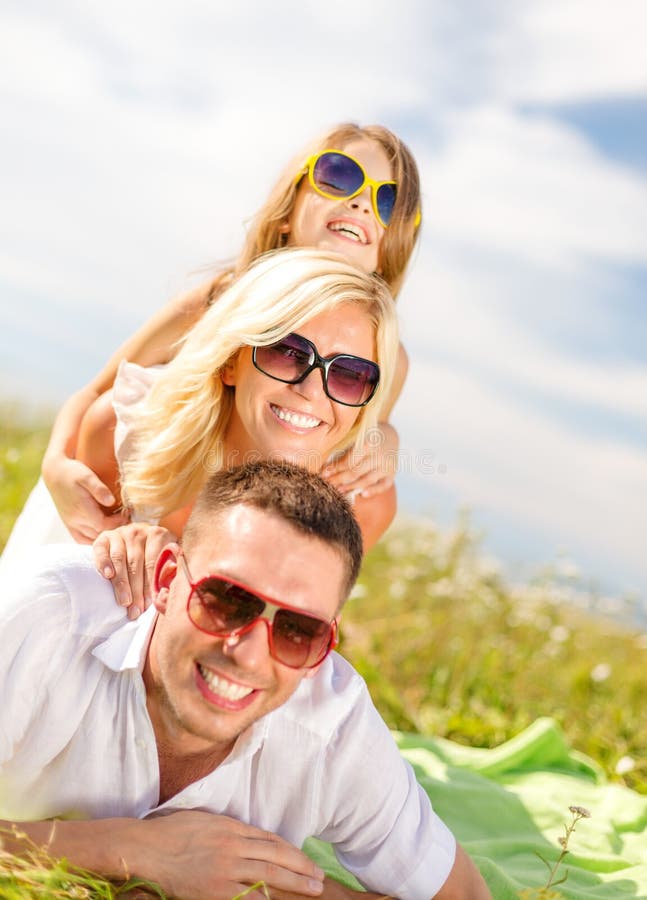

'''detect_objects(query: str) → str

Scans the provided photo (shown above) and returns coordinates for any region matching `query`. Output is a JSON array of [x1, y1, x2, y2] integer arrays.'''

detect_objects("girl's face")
[[286, 138, 393, 275], [222, 303, 376, 470]]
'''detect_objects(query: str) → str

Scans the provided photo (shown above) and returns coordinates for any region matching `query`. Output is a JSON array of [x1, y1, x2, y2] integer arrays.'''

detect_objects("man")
[[0, 461, 490, 899]]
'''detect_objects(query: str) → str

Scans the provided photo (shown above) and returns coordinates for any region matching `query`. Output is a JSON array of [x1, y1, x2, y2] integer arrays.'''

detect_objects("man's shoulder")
[[0, 543, 126, 637]]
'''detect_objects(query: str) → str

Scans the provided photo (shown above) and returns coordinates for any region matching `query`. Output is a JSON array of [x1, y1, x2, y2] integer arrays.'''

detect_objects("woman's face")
[[222, 303, 377, 470], [286, 138, 393, 275]]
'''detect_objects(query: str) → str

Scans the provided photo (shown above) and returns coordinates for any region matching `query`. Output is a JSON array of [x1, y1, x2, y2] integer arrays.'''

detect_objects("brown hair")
[[183, 460, 363, 601]]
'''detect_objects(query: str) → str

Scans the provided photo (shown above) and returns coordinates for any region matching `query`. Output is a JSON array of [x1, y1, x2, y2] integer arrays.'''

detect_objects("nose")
[[345, 185, 372, 216], [222, 620, 272, 669], [290, 365, 327, 402]]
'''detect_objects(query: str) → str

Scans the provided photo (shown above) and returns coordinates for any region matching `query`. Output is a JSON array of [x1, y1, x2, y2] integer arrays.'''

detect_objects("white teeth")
[[328, 222, 367, 244], [271, 405, 321, 429], [199, 665, 254, 701]]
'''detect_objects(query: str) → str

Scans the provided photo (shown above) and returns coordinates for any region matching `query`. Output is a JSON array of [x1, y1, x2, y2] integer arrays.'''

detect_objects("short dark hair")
[[182, 461, 363, 599]]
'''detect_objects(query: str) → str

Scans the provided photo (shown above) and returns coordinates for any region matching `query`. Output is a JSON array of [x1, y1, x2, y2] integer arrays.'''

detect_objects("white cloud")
[[397, 359, 647, 580], [402, 254, 647, 423], [420, 106, 647, 267], [0, 13, 99, 104], [507, 0, 647, 101]]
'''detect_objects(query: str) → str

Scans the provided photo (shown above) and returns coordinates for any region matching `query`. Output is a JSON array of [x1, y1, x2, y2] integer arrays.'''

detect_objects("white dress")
[[0, 361, 161, 577]]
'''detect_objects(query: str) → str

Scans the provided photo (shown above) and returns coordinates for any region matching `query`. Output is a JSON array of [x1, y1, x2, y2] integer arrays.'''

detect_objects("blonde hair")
[[205, 122, 421, 304], [122, 248, 399, 518]]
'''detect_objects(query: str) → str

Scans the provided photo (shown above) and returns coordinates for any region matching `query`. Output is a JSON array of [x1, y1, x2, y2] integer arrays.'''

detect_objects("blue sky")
[[1, 0, 646, 602]]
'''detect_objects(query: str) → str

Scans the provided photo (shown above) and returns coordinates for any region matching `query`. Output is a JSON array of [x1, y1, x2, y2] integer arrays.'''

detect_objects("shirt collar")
[[92, 606, 158, 673], [90, 606, 270, 760]]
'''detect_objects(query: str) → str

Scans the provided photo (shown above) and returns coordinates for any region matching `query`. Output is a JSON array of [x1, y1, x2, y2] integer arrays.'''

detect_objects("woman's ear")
[[153, 544, 181, 613], [221, 353, 239, 387]]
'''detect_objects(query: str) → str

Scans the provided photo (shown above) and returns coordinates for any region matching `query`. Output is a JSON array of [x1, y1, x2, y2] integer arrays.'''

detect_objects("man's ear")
[[153, 544, 181, 613]]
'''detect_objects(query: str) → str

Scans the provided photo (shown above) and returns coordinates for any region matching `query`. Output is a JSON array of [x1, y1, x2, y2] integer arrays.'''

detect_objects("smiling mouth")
[[270, 404, 322, 429], [327, 221, 368, 244], [198, 664, 255, 702]]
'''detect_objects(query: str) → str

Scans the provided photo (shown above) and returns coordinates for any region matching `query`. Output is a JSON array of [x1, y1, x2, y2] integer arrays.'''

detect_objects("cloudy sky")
[[1, 1, 646, 602]]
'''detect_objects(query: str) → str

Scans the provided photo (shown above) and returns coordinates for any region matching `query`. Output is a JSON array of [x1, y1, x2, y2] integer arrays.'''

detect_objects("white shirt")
[[0, 545, 456, 899]]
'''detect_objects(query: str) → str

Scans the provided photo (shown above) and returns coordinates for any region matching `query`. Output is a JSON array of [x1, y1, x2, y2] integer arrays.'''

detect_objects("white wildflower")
[[590, 662, 611, 683], [549, 625, 570, 643], [615, 756, 635, 775]]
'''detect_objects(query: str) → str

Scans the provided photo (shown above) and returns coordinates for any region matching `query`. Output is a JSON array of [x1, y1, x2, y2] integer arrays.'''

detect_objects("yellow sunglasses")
[[297, 149, 421, 229]]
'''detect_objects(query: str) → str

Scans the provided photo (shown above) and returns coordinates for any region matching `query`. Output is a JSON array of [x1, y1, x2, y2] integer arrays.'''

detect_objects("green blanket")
[[304, 718, 647, 898]]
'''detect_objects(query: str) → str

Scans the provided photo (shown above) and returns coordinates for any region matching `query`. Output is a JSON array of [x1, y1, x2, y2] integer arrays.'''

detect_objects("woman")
[[73, 247, 397, 614]]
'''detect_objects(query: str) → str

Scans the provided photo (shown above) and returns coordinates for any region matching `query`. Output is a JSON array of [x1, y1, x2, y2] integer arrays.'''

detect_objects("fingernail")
[[103, 566, 114, 578], [118, 593, 131, 607], [128, 606, 141, 620], [308, 879, 323, 894]]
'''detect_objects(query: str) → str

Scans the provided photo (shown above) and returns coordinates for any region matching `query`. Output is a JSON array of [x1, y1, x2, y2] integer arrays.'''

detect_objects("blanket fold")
[[305, 717, 647, 899]]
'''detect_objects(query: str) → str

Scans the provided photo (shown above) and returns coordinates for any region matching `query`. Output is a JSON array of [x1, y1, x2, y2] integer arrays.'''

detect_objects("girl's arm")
[[41, 284, 211, 542], [323, 342, 408, 499]]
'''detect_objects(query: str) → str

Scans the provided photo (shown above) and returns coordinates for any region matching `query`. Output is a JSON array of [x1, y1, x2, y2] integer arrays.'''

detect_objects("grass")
[[341, 520, 647, 796], [1, 409, 646, 896], [0, 411, 50, 548], [0, 827, 162, 899]]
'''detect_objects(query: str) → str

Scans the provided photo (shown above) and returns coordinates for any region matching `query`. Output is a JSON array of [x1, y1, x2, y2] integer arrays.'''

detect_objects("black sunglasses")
[[252, 333, 380, 407], [180, 553, 337, 670]]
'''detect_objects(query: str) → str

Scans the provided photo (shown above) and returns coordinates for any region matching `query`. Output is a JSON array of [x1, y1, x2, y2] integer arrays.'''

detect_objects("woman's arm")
[[352, 485, 397, 552]]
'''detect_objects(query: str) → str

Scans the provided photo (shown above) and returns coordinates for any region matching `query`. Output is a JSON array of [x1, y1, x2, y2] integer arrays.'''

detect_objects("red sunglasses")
[[179, 553, 338, 669]]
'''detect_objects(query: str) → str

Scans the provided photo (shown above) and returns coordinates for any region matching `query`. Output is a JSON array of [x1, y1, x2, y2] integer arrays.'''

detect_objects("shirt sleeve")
[[313, 682, 456, 900], [0, 559, 75, 766]]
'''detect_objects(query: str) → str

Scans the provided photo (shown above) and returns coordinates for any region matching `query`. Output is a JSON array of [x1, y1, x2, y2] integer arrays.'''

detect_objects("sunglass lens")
[[327, 357, 380, 406], [273, 609, 331, 668], [255, 334, 314, 383], [313, 152, 363, 197], [193, 580, 264, 632], [376, 183, 397, 226]]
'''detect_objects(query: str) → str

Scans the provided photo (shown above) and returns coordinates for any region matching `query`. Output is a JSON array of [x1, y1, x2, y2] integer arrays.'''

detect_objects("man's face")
[[145, 504, 346, 757]]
